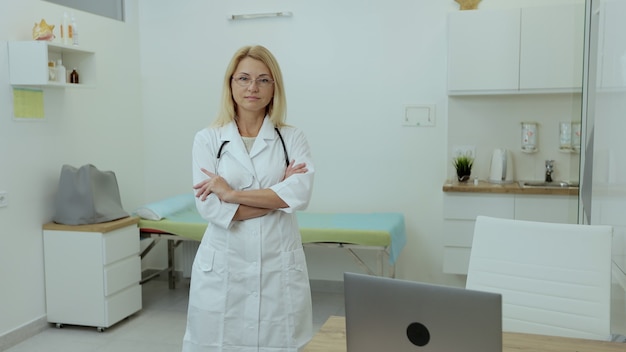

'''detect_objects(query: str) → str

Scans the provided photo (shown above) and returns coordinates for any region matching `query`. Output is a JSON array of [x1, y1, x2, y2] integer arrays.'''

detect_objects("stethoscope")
[[217, 127, 289, 167]]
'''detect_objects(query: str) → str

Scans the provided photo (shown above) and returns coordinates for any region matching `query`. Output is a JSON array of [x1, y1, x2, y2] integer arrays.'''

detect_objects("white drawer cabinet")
[[514, 194, 578, 224], [42, 217, 141, 331], [443, 193, 577, 274], [443, 194, 514, 274]]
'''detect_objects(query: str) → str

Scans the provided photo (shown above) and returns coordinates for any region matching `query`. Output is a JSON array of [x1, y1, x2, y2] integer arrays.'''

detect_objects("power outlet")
[[452, 145, 476, 159], [0, 191, 7, 208]]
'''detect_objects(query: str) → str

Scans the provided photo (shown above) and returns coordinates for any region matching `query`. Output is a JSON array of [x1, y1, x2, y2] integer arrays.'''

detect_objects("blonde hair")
[[212, 45, 287, 127]]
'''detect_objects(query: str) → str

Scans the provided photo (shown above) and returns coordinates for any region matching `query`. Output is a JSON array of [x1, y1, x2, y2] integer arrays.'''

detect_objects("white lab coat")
[[183, 117, 315, 352]]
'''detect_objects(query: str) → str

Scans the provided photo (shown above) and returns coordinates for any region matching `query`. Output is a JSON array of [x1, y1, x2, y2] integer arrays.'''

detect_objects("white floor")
[[4, 279, 625, 351], [3, 278, 345, 352]]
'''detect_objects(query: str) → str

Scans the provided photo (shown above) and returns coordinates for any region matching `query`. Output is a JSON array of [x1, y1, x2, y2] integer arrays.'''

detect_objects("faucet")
[[545, 160, 554, 182]]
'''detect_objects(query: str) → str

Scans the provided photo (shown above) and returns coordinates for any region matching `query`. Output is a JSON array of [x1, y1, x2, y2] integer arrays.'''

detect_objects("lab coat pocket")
[[217, 159, 254, 190], [283, 248, 306, 272], [280, 248, 312, 346], [281, 248, 311, 301], [196, 248, 215, 272], [231, 172, 253, 191], [188, 247, 227, 313]]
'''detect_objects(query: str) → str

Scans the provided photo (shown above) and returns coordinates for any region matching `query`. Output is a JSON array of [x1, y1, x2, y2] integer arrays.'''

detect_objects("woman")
[[183, 45, 315, 351]]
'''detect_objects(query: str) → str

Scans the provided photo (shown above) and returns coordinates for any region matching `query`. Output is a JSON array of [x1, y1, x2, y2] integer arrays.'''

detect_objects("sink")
[[519, 180, 579, 188]]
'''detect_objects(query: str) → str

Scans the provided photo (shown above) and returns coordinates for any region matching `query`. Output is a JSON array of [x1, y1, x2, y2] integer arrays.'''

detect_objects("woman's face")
[[231, 57, 275, 117]]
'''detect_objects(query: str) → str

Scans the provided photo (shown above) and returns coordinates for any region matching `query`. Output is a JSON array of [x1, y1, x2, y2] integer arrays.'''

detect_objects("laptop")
[[344, 272, 502, 352]]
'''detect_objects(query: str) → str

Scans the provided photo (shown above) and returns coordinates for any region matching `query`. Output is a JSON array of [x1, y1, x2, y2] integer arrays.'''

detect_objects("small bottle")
[[56, 59, 66, 83], [70, 13, 79, 45], [70, 69, 79, 84], [48, 61, 56, 81], [61, 12, 69, 45]]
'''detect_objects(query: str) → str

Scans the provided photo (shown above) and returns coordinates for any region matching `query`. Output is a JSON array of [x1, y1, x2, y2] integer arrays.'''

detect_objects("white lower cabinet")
[[443, 194, 514, 274], [514, 194, 578, 224], [443, 193, 577, 274], [42, 217, 141, 331]]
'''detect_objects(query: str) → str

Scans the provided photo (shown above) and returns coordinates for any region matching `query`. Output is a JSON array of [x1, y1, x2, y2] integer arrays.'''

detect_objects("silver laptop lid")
[[344, 272, 502, 352]]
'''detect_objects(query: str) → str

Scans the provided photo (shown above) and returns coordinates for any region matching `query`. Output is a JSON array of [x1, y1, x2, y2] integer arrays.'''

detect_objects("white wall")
[[448, 94, 582, 182], [0, 0, 143, 341]]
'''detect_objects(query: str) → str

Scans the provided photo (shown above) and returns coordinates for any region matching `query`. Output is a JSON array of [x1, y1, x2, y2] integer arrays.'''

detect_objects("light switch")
[[403, 105, 435, 127]]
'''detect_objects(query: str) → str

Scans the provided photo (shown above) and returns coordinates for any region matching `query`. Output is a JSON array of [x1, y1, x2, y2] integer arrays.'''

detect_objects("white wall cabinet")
[[42, 217, 141, 331], [447, 4, 584, 95], [519, 4, 585, 90], [447, 9, 520, 93], [7, 41, 95, 87], [443, 193, 577, 274]]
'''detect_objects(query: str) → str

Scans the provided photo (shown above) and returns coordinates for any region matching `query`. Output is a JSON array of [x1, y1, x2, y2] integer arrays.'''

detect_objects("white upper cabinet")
[[447, 4, 584, 95], [8, 41, 96, 88], [447, 9, 521, 93], [519, 4, 585, 90]]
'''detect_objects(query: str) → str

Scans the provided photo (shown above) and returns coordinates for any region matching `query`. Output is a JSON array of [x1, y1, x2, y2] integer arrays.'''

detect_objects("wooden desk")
[[304, 316, 625, 352]]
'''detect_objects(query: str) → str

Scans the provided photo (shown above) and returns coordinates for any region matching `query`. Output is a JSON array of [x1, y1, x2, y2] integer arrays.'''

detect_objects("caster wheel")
[[97, 327, 105, 333], [55, 323, 64, 329]]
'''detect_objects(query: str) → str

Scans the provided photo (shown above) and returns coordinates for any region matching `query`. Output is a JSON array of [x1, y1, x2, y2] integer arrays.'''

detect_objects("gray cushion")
[[53, 164, 129, 225]]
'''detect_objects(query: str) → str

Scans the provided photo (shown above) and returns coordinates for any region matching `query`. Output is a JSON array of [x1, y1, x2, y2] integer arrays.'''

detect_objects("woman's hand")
[[193, 168, 233, 201], [283, 160, 307, 180], [194, 160, 306, 203]]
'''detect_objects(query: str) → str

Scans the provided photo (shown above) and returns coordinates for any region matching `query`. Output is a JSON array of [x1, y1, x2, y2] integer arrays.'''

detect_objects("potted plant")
[[452, 155, 474, 182]]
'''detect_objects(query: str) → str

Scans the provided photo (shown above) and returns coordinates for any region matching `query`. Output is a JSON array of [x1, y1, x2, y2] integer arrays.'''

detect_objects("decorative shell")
[[455, 0, 481, 11], [33, 19, 55, 41]]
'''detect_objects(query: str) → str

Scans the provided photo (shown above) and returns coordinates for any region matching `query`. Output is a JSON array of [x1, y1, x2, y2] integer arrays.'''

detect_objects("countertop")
[[442, 180, 579, 196], [42, 216, 139, 233]]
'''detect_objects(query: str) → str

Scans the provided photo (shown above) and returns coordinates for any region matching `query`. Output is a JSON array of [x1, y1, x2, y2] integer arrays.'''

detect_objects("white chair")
[[466, 216, 613, 341]]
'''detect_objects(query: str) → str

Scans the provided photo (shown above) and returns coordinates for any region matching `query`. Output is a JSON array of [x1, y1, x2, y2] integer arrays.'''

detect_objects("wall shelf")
[[7, 41, 96, 88]]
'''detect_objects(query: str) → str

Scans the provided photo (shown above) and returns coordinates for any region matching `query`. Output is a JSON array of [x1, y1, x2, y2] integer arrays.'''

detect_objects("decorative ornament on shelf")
[[33, 19, 55, 41], [455, 0, 482, 10], [452, 154, 474, 183]]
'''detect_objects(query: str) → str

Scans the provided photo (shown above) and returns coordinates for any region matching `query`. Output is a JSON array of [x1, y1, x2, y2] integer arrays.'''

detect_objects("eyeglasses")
[[232, 75, 275, 88]]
